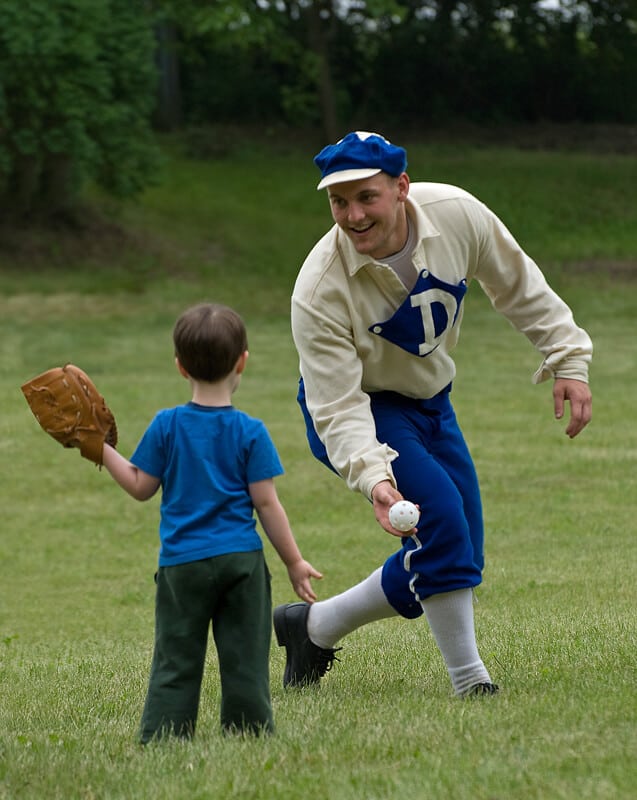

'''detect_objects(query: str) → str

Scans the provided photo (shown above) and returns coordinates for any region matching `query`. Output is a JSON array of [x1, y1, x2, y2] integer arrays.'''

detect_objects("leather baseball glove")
[[21, 364, 117, 466]]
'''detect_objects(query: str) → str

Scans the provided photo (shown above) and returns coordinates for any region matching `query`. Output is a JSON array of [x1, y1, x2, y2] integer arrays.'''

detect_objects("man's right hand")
[[371, 480, 416, 537]]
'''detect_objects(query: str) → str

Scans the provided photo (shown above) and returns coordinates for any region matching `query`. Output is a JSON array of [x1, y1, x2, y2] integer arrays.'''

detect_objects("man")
[[273, 131, 592, 697]]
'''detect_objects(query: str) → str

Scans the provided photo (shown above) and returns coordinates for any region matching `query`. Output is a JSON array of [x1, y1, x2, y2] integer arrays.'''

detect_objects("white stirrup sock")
[[422, 588, 492, 695], [307, 567, 398, 649]]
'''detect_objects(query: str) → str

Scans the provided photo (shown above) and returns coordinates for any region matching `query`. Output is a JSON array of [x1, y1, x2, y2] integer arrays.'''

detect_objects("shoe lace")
[[465, 682, 499, 697], [315, 646, 342, 676]]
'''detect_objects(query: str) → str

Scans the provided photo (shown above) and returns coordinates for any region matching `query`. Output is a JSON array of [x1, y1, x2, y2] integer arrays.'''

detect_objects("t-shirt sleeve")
[[130, 413, 165, 479], [246, 421, 284, 484]]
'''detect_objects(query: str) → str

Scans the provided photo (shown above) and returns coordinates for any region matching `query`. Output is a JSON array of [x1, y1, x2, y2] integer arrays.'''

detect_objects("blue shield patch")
[[368, 269, 467, 357]]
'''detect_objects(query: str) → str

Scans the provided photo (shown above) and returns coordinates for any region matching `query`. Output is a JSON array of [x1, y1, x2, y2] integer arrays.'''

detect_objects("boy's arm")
[[249, 478, 322, 603], [102, 443, 160, 501]]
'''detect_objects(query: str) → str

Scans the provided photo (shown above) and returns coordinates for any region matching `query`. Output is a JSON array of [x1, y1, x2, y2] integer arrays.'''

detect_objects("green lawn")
[[0, 133, 635, 799]]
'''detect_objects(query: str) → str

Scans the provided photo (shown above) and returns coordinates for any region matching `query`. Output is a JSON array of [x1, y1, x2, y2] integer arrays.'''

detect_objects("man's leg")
[[421, 588, 495, 695], [283, 387, 497, 695], [274, 572, 496, 695], [376, 394, 497, 696], [274, 568, 398, 687], [307, 567, 397, 647]]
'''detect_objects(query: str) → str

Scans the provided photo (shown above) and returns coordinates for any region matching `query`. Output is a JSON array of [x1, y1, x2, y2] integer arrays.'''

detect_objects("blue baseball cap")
[[314, 131, 407, 190]]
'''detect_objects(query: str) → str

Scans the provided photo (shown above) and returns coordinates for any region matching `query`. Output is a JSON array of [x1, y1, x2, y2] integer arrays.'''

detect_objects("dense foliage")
[[163, 1, 637, 137], [1, 1, 635, 217], [0, 0, 159, 218]]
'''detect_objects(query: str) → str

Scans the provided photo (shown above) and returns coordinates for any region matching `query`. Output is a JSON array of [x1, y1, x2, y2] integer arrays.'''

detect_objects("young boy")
[[102, 302, 322, 742]]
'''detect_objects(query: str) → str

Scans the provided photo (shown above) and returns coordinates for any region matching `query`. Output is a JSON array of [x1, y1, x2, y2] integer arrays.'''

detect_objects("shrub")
[[0, 0, 160, 220]]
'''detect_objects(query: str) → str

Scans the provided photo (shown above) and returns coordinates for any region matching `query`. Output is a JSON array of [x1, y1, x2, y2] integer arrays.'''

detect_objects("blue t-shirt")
[[130, 403, 284, 566]]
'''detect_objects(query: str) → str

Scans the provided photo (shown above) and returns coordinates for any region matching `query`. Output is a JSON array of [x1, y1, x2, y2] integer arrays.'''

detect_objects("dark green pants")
[[139, 550, 273, 743]]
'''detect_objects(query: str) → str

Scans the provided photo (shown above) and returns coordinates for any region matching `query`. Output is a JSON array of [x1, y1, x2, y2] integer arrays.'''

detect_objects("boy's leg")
[[211, 551, 274, 735], [139, 563, 211, 744]]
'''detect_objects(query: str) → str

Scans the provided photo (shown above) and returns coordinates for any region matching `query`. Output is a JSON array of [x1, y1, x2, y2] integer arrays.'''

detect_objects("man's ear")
[[397, 172, 410, 202]]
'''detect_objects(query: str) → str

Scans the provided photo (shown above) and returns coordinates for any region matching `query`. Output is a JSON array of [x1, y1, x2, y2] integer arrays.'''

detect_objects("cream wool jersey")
[[291, 182, 593, 500]]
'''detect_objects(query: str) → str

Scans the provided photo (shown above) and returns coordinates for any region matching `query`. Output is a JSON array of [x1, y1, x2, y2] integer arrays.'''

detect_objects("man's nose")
[[347, 202, 365, 222]]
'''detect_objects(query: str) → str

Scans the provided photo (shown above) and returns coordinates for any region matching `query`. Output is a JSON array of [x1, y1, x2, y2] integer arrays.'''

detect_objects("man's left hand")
[[553, 378, 592, 438]]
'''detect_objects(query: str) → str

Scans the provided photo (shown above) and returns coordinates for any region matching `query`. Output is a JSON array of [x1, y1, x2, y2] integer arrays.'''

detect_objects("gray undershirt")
[[383, 216, 418, 290]]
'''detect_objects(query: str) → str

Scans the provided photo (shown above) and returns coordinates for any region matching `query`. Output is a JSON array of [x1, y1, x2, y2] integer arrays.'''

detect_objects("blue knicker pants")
[[298, 381, 484, 619]]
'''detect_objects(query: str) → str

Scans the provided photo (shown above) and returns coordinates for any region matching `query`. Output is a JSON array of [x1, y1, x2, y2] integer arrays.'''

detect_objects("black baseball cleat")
[[463, 682, 500, 697], [273, 602, 341, 687]]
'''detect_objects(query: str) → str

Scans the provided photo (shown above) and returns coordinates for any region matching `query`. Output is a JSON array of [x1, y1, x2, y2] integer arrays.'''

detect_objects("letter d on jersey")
[[368, 270, 467, 357]]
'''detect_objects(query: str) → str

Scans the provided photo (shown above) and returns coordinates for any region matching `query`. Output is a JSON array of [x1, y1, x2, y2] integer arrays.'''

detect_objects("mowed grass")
[[0, 133, 636, 799]]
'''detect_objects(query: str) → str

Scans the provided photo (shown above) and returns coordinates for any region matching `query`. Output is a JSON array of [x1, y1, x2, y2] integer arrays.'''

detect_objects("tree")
[[0, 0, 160, 220], [154, 0, 406, 141], [161, 1, 637, 130]]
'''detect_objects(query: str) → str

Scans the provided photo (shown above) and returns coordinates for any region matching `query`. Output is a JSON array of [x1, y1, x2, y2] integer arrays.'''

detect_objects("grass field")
[[1, 130, 636, 799]]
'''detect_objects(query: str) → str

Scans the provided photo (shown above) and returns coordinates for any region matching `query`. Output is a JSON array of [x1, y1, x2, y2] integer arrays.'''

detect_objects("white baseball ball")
[[388, 500, 420, 532]]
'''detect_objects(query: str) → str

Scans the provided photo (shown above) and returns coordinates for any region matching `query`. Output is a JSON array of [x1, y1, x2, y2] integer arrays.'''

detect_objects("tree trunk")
[[306, 1, 340, 142], [40, 153, 76, 216], [2, 154, 40, 219], [154, 21, 183, 131]]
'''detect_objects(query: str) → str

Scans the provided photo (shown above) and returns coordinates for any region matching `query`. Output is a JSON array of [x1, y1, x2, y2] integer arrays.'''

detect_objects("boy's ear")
[[235, 350, 249, 375], [175, 357, 189, 378]]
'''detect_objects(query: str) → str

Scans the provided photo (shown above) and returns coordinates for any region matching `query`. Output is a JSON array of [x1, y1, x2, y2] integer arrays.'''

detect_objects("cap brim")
[[316, 168, 382, 190]]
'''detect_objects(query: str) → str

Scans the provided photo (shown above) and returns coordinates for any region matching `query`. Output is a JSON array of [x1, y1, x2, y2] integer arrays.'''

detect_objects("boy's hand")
[[287, 560, 323, 603]]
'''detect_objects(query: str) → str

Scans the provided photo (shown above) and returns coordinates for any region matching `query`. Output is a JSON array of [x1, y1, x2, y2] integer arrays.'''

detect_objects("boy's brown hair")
[[173, 303, 248, 382]]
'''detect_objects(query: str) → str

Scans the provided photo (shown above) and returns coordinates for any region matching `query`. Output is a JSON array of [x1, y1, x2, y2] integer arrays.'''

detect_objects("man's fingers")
[[565, 395, 592, 438], [554, 378, 592, 438]]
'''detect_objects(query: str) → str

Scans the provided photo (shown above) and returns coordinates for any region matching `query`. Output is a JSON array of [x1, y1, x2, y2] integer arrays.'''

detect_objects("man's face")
[[327, 172, 410, 260]]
